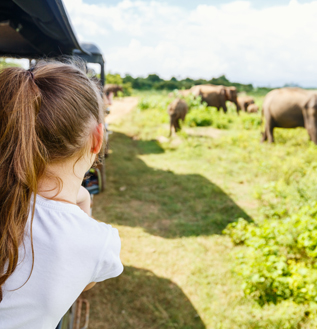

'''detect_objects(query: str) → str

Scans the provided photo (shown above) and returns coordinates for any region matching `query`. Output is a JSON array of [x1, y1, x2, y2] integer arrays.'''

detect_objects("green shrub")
[[241, 114, 262, 130], [185, 107, 213, 127], [122, 82, 132, 96], [224, 203, 317, 306], [137, 95, 170, 113], [106, 72, 123, 85], [117, 91, 124, 98], [138, 98, 151, 110], [184, 94, 205, 109]]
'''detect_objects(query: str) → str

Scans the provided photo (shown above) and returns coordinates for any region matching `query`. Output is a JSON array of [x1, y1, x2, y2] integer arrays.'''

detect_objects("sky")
[[63, 0, 317, 87]]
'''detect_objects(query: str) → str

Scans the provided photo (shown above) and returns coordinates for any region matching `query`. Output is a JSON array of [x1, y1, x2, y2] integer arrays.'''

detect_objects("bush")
[[122, 82, 132, 96], [106, 72, 123, 85], [184, 94, 205, 109], [186, 107, 213, 127], [241, 114, 262, 130], [224, 203, 317, 306], [137, 95, 170, 112], [138, 98, 152, 110]]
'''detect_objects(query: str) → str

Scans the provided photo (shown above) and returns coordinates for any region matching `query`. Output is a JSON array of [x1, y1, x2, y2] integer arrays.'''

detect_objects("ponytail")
[[0, 67, 46, 301]]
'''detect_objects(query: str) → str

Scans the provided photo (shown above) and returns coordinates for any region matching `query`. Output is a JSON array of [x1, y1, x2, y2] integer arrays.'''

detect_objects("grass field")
[[83, 91, 317, 328]]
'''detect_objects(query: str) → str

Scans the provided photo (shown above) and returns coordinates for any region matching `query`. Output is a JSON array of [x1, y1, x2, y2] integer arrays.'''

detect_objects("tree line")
[[106, 72, 271, 95]]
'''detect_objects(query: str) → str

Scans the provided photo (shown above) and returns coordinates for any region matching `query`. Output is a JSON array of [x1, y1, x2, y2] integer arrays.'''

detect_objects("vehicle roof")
[[0, 0, 105, 85], [0, 0, 85, 58], [74, 42, 104, 65]]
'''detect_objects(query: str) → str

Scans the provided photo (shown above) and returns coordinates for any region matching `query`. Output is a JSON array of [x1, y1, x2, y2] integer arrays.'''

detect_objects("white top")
[[0, 195, 123, 329]]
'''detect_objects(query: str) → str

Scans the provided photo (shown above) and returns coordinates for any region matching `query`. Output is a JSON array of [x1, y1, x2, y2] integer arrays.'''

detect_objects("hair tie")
[[27, 67, 35, 80]]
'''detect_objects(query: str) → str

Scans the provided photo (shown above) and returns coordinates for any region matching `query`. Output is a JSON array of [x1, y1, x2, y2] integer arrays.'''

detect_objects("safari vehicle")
[[0, 0, 107, 327]]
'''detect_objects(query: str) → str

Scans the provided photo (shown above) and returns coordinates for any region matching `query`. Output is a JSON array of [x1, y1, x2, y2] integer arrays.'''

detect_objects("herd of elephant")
[[167, 85, 317, 144]]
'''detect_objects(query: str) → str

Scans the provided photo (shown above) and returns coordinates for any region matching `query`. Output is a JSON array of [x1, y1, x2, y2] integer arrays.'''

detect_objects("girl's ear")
[[91, 123, 104, 154]]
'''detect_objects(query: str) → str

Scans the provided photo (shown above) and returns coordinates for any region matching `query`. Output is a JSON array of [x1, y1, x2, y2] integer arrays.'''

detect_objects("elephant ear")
[[305, 94, 317, 110]]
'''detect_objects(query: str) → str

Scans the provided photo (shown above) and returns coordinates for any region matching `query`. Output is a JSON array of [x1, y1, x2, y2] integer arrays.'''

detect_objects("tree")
[[146, 74, 162, 83], [106, 72, 123, 85]]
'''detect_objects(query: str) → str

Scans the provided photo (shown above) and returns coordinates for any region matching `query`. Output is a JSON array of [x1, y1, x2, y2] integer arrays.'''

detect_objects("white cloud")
[[64, 0, 317, 86]]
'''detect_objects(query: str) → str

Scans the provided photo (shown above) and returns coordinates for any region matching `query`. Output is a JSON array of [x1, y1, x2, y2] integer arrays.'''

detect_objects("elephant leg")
[[268, 125, 275, 143], [302, 110, 316, 143], [267, 118, 275, 143], [262, 115, 274, 143], [261, 130, 267, 142], [220, 96, 227, 113], [169, 116, 174, 137]]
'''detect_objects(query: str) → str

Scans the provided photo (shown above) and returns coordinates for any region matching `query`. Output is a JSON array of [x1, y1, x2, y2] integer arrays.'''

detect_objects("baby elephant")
[[168, 98, 188, 136], [238, 96, 254, 112], [247, 104, 259, 113]]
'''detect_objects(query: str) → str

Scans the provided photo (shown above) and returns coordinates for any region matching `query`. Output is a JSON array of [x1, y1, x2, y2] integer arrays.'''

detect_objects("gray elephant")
[[168, 98, 188, 136], [191, 85, 240, 113], [238, 96, 254, 112], [262, 88, 317, 144], [104, 84, 123, 97]]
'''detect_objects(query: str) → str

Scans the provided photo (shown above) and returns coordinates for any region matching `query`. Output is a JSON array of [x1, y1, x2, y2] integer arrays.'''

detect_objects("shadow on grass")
[[135, 139, 164, 154], [82, 266, 205, 329], [95, 132, 252, 238]]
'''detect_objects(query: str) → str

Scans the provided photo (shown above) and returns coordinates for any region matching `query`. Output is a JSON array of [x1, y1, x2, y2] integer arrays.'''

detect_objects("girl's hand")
[[76, 186, 91, 216]]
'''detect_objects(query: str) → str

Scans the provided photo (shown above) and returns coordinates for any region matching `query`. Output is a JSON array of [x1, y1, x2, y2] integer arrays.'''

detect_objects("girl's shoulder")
[[31, 195, 123, 281]]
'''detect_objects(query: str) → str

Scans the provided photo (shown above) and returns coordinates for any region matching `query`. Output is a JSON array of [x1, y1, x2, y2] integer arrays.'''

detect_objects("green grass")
[[83, 92, 317, 328]]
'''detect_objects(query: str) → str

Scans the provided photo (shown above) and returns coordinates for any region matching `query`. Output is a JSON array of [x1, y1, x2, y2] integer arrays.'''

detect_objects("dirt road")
[[106, 97, 138, 124]]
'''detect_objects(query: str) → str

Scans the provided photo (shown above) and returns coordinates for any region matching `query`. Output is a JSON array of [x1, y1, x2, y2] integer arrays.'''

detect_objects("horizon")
[[107, 71, 315, 89]]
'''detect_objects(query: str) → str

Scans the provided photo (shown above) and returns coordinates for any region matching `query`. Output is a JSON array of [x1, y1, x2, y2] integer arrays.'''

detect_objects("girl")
[[0, 61, 123, 328]]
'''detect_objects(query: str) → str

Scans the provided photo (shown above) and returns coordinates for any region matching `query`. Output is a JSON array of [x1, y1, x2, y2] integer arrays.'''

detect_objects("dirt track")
[[106, 97, 138, 124]]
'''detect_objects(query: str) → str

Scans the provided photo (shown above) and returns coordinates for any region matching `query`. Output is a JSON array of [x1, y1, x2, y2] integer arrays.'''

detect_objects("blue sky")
[[64, 0, 317, 87]]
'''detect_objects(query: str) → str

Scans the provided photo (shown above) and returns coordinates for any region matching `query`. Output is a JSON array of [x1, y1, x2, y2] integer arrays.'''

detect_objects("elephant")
[[168, 98, 188, 136], [104, 84, 123, 97], [190, 85, 240, 113], [191, 85, 227, 112], [262, 88, 317, 144], [247, 103, 259, 113], [238, 96, 255, 112]]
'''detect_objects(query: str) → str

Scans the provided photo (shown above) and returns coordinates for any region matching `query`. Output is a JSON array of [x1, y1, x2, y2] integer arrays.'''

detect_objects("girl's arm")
[[76, 186, 91, 215], [83, 282, 96, 291], [77, 186, 96, 291]]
